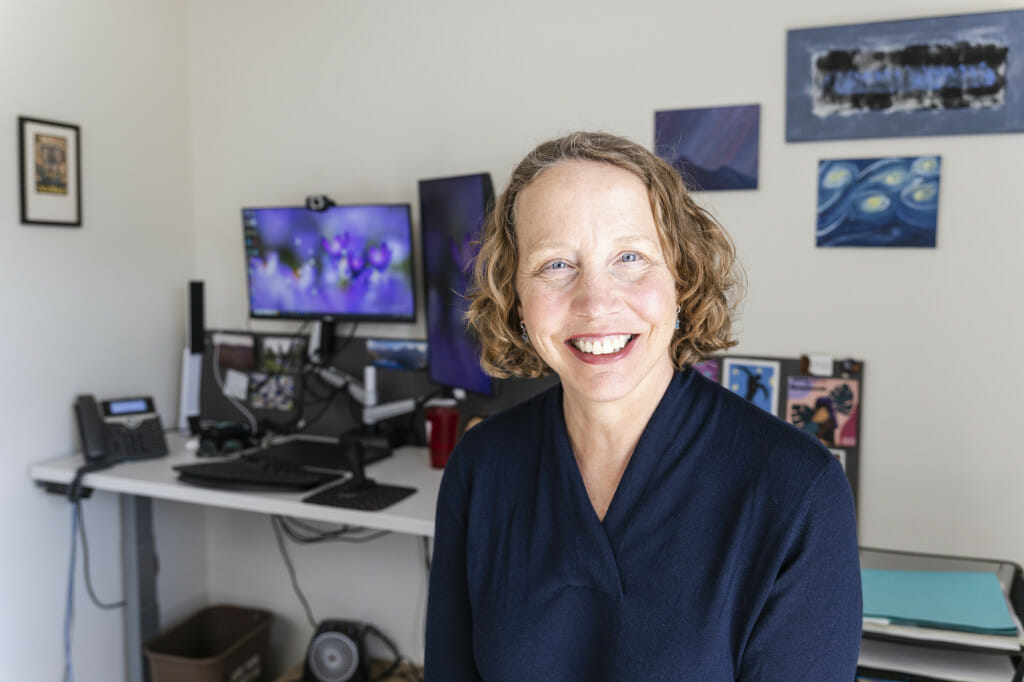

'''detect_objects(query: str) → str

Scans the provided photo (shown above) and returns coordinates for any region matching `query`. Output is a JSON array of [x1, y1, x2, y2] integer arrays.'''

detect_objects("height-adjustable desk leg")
[[120, 494, 160, 682]]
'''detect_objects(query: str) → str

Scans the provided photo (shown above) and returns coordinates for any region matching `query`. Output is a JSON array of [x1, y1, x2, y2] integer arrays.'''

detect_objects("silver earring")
[[674, 305, 681, 331], [520, 321, 530, 344]]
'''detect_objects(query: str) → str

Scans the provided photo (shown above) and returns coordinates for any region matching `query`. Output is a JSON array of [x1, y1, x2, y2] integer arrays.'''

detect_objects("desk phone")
[[74, 394, 169, 463]]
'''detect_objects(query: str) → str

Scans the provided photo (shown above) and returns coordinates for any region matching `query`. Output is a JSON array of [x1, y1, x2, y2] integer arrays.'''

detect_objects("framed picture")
[[786, 10, 1024, 141], [18, 116, 81, 226]]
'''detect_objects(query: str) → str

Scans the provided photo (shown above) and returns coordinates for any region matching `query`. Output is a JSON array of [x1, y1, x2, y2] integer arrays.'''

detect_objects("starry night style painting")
[[654, 104, 759, 191], [817, 155, 941, 247]]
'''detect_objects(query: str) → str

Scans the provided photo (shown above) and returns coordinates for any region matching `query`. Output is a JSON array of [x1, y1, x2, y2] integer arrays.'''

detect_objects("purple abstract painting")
[[655, 104, 760, 191]]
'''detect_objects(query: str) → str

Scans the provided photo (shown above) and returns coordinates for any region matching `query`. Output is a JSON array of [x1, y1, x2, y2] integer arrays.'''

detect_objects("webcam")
[[305, 194, 336, 212]]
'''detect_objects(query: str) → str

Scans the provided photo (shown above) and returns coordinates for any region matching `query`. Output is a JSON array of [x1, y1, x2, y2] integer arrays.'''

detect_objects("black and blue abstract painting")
[[787, 10, 1024, 141], [654, 104, 759, 191], [817, 156, 941, 248]]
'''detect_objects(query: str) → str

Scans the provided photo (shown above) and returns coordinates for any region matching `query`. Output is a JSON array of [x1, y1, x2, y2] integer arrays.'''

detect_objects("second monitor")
[[419, 172, 495, 397]]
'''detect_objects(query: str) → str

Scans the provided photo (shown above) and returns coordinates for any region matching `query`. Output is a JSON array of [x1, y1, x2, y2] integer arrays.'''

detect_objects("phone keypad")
[[105, 417, 168, 460]]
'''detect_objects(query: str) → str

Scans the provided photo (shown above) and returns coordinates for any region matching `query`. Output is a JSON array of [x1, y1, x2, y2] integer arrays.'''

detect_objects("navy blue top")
[[425, 369, 861, 681]]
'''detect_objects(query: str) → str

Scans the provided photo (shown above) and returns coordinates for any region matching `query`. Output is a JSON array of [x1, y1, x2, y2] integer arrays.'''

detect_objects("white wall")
[[6, 0, 1024, 678], [0, 1, 201, 679], [187, 0, 1024, 668]]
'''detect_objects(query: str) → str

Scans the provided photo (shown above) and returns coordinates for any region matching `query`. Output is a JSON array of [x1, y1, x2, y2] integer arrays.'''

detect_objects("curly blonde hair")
[[467, 131, 744, 378]]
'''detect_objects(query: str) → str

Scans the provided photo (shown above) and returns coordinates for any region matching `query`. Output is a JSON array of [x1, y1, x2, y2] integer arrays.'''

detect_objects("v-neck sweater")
[[425, 369, 861, 681]]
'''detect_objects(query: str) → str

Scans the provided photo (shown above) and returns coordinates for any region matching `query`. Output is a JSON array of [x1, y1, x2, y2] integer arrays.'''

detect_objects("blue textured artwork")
[[817, 156, 941, 248], [786, 10, 1024, 141], [654, 104, 759, 190]]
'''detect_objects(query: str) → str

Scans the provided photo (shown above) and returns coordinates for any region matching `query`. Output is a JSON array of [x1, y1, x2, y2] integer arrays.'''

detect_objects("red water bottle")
[[425, 404, 460, 469]]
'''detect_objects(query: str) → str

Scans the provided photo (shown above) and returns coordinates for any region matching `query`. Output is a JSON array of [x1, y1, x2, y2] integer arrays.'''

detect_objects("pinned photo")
[[249, 373, 297, 411], [830, 448, 846, 472], [260, 336, 306, 373], [692, 358, 721, 383], [723, 358, 781, 416], [787, 376, 860, 447], [367, 338, 428, 371], [211, 332, 256, 371]]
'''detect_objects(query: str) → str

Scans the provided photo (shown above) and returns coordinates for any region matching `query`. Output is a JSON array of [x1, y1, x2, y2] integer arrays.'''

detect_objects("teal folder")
[[861, 568, 1018, 635]]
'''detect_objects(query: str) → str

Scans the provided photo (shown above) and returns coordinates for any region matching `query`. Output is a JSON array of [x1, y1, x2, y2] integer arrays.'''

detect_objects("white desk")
[[29, 434, 444, 682]]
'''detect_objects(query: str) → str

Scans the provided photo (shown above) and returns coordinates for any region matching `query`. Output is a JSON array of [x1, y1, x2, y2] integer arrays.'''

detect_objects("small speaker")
[[178, 280, 204, 430], [305, 194, 336, 212], [187, 280, 205, 354], [304, 620, 367, 682]]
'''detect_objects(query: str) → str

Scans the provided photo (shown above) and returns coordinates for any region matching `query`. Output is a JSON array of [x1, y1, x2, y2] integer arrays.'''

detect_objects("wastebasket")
[[143, 604, 274, 682]]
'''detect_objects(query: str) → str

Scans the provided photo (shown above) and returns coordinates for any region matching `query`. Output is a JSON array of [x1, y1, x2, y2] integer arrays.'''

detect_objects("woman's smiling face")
[[514, 159, 678, 408]]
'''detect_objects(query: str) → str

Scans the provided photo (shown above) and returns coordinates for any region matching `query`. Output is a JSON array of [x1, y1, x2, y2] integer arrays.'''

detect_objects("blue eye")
[[547, 260, 569, 270], [621, 252, 640, 263]]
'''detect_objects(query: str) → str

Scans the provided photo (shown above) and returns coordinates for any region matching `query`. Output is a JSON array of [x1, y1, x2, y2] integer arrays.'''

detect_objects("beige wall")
[[0, 0, 201, 679]]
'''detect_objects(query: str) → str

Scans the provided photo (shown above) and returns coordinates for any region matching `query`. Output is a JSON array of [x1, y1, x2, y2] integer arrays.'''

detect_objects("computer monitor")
[[418, 173, 495, 396], [242, 204, 416, 323]]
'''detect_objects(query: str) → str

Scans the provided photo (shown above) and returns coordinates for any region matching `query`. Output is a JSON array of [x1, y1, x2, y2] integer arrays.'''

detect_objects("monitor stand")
[[301, 436, 416, 511], [310, 318, 338, 365], [335, 439, 376, 493]]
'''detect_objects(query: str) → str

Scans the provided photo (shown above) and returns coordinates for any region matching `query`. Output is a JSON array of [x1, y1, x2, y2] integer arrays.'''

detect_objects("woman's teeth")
[[571, 334, 632, 355]]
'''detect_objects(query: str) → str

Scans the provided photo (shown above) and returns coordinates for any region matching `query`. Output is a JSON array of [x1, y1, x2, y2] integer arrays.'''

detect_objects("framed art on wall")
[[18, 116, 81, 226]]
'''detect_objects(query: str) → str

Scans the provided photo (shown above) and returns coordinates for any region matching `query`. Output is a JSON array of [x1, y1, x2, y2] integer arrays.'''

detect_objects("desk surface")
[[29, 434, 443, 537]]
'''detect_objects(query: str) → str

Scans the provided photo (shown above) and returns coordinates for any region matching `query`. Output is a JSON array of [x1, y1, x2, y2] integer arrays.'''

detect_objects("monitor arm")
[[315, 364, 418, 426]]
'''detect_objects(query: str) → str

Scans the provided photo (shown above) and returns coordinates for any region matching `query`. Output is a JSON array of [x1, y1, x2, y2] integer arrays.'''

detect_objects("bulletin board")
[[204, 330, 311, 415], [197, 329, 438, 443], [694, 354, 864, 511], [196, 331, 865, 511]]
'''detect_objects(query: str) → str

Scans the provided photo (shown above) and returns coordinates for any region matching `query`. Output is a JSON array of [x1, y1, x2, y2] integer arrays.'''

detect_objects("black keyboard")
[[174, 455, 339, 492]]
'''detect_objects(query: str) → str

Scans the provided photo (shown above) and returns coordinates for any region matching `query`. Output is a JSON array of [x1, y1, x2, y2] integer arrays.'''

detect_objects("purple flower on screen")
[[347, 252, 366, 276], [323, 236, 344, 259], [368, 243, 392, 270]]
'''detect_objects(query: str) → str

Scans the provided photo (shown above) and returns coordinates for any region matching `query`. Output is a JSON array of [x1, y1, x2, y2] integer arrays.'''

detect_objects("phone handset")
[[74, 394, 109, 461], [70, 394, 117, 501]]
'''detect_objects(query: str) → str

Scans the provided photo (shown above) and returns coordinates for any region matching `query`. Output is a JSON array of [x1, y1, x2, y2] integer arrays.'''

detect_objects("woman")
[[425, 132, 861, 680]]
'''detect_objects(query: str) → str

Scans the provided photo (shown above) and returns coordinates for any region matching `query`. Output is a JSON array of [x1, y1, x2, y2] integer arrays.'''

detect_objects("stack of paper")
[[861, 568, 1022, 651], [859, 639, 1016, 682]]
